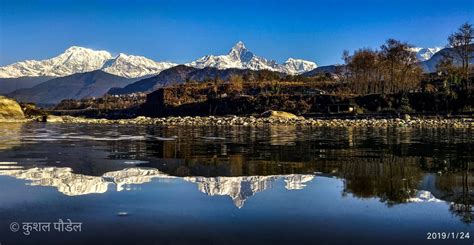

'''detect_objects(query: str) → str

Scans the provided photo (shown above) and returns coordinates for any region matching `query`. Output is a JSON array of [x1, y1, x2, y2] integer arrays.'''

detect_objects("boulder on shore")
[[0, 96, 25, 121], [43, 115, 64, 123], [260, 110, 299, 119]]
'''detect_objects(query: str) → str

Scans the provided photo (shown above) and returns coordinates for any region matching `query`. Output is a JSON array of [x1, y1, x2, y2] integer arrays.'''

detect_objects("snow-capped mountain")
[[185, 175, 278, 208], [407, 190, 443, 203], [0, 165, 173, 196], [0, 46, 177, 79], [0, 42, 316, 79], [185, 174, 314, 208], [101, 53, 177, 78], [188, 41, 317, 75], [420, 45, 474, 73], [0, 162, 315, 207], [282, 58, 317, 75], [410, 47, 443, 61], [0, 46, 113, 78]]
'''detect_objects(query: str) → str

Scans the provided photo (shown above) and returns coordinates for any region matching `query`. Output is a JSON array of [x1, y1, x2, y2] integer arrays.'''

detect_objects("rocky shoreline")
[[0, 96, 471, 128], [37, 114, 473, 128]]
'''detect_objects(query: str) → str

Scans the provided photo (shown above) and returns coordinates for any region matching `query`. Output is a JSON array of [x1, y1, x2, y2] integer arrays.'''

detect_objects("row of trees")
[[342, 39, 422, 95], [441, 22, 473, 89], [343, 22, 473, 95], [54, 93, 147, 110]]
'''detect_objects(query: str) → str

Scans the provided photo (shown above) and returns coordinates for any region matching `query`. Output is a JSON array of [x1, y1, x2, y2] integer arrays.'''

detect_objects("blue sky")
[[0, 0, 473, 66]]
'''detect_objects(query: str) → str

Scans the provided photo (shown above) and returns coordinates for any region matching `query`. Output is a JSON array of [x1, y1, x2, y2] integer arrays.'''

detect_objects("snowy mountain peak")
[[231, 41, 246, 51], [116, 53, 128, 58], [62, 46, 113, 59], [416, 47, 443, 61], [0, 46, 114, 78], [0, 42, 318, 78], [410, 47, 443, 61], [228, 41, 254, 62], [101, 52, 177, 79], [184, 174, 314, 208], [188, 42, 317, 75], [0, 46, 177, 79], [282, 58, 318, 74], [65, 45, 103, 52], [113, 53, 146, 61]]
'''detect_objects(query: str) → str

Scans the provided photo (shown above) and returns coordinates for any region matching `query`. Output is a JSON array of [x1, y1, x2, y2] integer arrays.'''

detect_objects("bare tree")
[[343, 39, 422, 95], [436, 56, 463, 88], [345, 48, 382, 94], [379, 39, 422, 94], [227, 75, 244, 95], [448, 22, 474, 87]]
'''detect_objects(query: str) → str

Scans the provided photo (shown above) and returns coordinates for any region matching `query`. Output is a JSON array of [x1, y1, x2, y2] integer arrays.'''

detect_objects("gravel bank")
[[49, 115, 474, 128]]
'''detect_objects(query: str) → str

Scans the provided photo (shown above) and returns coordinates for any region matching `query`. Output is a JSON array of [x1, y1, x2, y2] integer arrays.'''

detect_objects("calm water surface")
[[0, 123, 472, 244]]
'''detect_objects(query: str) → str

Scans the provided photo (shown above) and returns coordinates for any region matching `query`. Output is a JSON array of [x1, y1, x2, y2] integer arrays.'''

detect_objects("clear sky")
[[0, 0, 473, 66]]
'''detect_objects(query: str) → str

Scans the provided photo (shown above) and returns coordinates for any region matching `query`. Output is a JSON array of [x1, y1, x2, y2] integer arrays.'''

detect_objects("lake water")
[[0, 123, 472, 244]]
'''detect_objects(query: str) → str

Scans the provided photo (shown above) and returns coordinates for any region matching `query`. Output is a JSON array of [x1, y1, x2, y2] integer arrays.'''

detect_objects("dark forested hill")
[[108, 65, 284, 95], [0, 76, 53, 94], [9, 70, 135, 105]]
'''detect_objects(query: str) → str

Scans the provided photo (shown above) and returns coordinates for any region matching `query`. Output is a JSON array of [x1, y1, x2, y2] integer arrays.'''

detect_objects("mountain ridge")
[[0, 42, 317, 79], [187, 41, 317, 75], [0, 46, 177, 79], [420, 44, 474, 73], [412, 47, 443, 61], [109, 65, 285, 95], [8, 70, 136, 105]]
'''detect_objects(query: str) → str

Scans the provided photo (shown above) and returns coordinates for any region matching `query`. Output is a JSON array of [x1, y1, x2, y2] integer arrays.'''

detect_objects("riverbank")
[[34, 115, 473, 128]]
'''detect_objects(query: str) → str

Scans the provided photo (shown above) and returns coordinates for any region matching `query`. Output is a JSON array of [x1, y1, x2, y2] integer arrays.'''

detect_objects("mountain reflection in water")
[[0, 164, 313, 208], [0, 123, 472, 221]]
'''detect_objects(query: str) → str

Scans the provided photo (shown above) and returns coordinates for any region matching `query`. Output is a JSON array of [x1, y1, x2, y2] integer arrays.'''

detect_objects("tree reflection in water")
[[334, 156, 423, 205], [0, 123, 472, 222], [443, 163, 473, 223]]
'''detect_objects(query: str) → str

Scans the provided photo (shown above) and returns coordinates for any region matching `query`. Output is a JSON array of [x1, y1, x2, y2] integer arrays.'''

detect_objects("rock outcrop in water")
[[0, 96, 25, 121]]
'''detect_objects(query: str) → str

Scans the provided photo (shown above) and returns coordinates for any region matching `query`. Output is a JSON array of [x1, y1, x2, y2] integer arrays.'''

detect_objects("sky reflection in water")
[[0, 123, 472, 244]]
